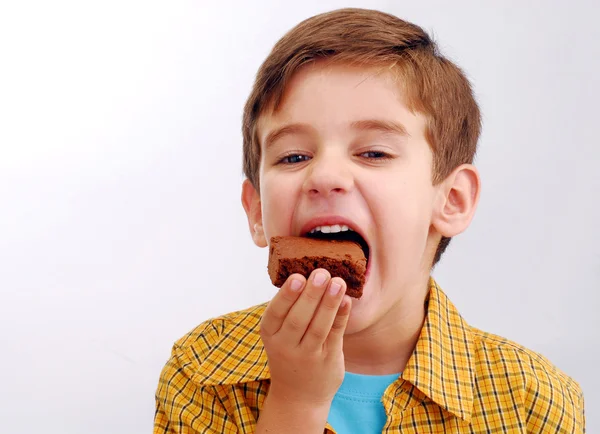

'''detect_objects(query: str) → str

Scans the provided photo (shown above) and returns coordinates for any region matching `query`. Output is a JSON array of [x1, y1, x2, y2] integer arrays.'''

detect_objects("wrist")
[[267, 384, 333, 413], [256, 387, 332, 433]]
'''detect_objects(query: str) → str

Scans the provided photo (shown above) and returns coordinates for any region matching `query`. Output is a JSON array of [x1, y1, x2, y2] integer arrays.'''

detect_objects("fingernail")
[[290, 279, 303, 292], [329, 281, 341, 296], [313, 271, 327, 286]]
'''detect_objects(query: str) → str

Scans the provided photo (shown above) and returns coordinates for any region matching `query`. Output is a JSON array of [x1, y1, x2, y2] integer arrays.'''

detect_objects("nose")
[[302, 153, 354, 197]]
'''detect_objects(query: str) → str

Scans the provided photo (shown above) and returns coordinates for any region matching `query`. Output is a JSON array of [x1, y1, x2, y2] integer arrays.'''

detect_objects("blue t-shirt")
[[327, 371, 401, 434]]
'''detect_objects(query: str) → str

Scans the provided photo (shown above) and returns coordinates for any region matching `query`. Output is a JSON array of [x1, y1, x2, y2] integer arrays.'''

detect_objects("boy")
[[154, 8, 585, 433]]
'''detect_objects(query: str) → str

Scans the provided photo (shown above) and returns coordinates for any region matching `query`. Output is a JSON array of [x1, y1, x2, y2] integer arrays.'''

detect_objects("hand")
[[260, 269, 352, 407]]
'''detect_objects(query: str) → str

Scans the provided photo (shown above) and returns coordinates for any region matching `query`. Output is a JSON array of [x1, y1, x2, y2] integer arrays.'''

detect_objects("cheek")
[[262, 175, 296, 211], [259, 174, 299, 236], [371, 175, 435, 250]]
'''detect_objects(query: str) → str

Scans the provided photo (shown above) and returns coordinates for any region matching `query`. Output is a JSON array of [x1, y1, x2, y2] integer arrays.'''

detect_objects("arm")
[[255, 389, 331, 434], [256, 269, 352, 434], [154, 269, 351, 434]]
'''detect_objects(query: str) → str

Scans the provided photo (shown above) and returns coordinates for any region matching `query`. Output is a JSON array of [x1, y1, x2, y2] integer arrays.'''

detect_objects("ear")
[[432, 164, 481, 238], [241, 179, 267, 248]]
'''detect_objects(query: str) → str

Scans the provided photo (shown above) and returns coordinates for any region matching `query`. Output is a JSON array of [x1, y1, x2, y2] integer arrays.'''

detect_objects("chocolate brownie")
[[268, 236, 367, 298]]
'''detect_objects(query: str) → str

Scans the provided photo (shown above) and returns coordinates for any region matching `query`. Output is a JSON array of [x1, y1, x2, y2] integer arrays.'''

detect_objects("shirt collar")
[[191, 278, 475, 421], [401, 278, 475, 422]]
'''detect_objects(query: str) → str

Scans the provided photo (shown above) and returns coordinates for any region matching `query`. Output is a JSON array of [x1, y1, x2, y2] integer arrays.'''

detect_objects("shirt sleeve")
[[153, 346, 238, 434], [569, 386, 586, 434]]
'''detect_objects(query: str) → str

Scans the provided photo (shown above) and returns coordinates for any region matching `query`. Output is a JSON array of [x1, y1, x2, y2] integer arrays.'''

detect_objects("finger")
[[326, 294, 352, 352], [279, 269, 331, 343], [260, 274, 306, 337], [300, 277, 346, 351]]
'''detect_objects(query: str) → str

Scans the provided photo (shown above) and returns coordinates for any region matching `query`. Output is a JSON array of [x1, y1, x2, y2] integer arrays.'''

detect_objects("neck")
[[342, 276, 430, 375]]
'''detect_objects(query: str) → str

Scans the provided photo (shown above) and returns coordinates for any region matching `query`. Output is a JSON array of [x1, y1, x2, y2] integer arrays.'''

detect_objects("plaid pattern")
[[154, 278, 585, 433]]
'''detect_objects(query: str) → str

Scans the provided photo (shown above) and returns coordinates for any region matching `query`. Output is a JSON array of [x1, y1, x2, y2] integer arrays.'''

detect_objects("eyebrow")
[[350, 119, 410, 137], [263, 119, 409, 150], [263, 124, 316, 150]]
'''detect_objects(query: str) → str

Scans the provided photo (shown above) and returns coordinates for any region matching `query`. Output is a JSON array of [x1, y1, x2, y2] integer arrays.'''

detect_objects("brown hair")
[[242, 8, 481, 265]]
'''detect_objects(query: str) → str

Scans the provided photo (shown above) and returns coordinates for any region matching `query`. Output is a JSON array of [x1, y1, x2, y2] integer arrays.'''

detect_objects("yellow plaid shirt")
[[154, 279, 585, 433]]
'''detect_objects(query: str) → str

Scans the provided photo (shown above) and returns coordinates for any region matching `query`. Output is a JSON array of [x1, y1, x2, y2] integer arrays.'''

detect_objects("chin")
[[343, 281, 379, 335], [343, 314, 366, 336], [344, 305, 379, 336]]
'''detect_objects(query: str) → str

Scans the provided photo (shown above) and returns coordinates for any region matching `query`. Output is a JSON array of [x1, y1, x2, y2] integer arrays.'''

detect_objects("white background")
[[1, 1, 598, 432]]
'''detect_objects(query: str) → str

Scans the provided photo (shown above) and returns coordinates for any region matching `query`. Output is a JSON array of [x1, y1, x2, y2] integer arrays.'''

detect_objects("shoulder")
[[155, 304, 267, 432], [470, 326, 585, 430], [174, 303, 266, 355], [165, 303, 269, 386], [470, 326, 582, 396]]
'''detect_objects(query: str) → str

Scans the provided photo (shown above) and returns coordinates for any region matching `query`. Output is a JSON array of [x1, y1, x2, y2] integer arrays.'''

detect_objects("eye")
[[278, 154, 311, 164], [359, 150, 393, 160]]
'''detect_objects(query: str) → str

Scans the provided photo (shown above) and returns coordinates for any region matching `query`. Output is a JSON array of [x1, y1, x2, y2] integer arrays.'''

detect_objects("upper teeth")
[[309, 225, 353, 234]]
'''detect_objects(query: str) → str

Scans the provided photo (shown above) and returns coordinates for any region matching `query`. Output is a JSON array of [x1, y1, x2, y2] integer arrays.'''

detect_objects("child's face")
[[245, 62, 450, 333]]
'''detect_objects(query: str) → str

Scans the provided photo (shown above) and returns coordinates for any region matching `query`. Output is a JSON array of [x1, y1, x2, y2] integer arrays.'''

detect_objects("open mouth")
[[304, 226, 370, 264]]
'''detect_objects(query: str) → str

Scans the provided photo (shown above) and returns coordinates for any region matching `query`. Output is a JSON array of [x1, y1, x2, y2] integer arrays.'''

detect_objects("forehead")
[[256, 61, 425, 145]]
